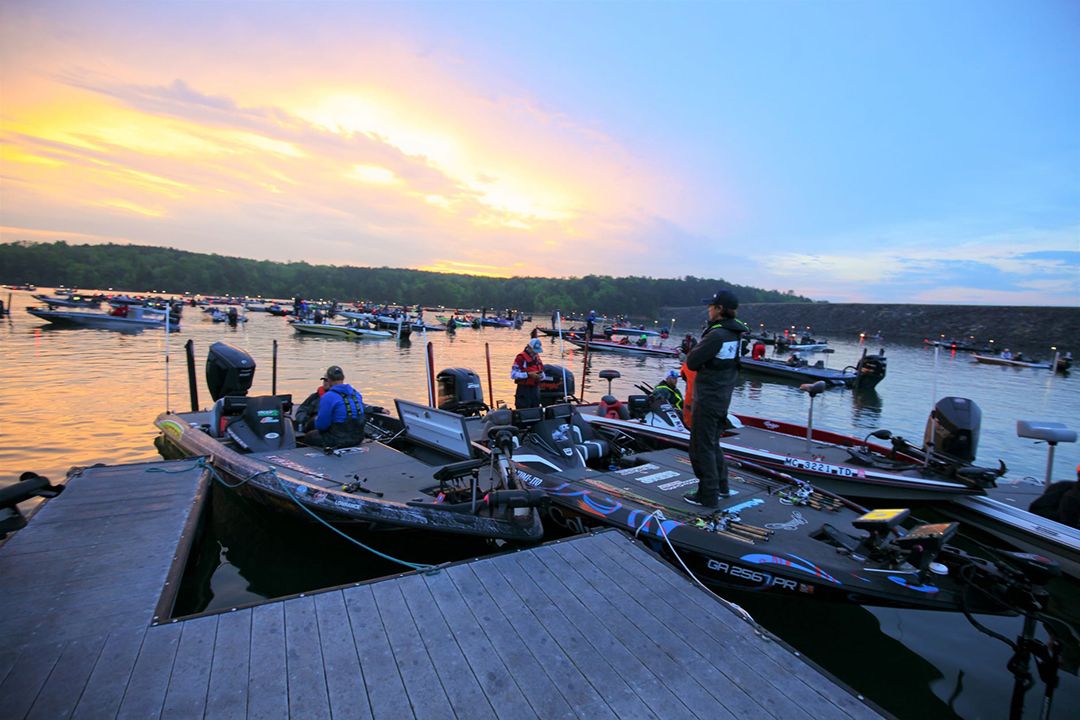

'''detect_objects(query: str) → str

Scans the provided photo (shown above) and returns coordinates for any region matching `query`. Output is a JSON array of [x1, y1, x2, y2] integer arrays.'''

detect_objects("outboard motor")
[[853, 348, 888, 390], [436, 368, 487, 416], [925, 396, 981, 463], [540, 364, 575, 406], [206, 342, 255, 401]]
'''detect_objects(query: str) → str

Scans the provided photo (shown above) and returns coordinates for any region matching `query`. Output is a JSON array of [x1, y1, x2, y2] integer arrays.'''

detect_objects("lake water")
[[2, 289, 1078, 718]]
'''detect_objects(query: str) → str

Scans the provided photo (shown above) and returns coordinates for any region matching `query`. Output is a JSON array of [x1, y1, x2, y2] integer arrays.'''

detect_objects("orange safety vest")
[[681, 362, 696, 428], [513, 351, 544, 386]]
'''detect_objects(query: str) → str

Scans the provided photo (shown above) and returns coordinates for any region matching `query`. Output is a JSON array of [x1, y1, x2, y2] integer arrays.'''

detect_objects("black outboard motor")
[[206, 342, 255, 401], [540, 364, 575, 406], [853, 348, 887, 390], [925, 396, 981, 463], [436, 368, 487, 416]]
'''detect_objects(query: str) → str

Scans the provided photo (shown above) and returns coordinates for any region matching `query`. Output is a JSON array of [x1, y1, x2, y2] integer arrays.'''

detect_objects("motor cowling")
[[206, 342, 255, 400], [436, 368, 487, 416], [540, 364, 575, 406], [925, 396, 981, 463]]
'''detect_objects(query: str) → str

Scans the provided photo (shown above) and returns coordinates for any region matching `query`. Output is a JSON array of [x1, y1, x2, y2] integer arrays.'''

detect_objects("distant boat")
[[565, 337, 679, 357], [291, 322, 393, 339], [32, 294, 102, 309], [739, 348, 887, 390], [26, 306, 180, 332], [972, 354, 1052, 370]]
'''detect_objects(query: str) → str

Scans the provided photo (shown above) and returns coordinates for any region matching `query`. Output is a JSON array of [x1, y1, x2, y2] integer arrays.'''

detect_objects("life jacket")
[[752, 342, 766, 360], [681, 363, 696, 428], [652, 383, 683, 411], [325, 385, 366, 447], [513, 350, 544, 386]]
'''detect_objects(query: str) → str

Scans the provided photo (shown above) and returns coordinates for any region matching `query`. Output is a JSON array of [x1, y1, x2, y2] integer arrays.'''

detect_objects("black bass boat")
[[490, 402, 1044, 613], [155, 343, 544, 542], [584, 391, 1003, 503], [739, 347, 886, 389]]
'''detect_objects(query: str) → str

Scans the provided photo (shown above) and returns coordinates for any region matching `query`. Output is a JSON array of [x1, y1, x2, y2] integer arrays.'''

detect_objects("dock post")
[[185, 339, 199, 412], [272, 339, 278, 396]]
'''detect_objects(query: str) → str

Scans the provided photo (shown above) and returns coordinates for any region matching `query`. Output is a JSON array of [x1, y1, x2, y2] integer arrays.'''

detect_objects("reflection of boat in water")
[[290, 322, 393, 339], [739, 348, 886, 390], [26, 305, 180, 331], [565, 337, 679, 357], [156, 343, 545, 542]]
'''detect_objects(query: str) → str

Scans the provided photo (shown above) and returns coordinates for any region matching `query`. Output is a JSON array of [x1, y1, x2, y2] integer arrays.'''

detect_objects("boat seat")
[[1016, 421, 1077, 445], [209, 396, 249, 437], [570, 415, 612, 464]]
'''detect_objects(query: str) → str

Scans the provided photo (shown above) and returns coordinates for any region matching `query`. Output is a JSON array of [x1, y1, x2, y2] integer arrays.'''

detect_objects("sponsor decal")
[[782, 457, 856, 477], [265, 432, 280, 439], [658, 478, 698, 491], [256, 409, 279, 417], [637, 470, 680, 485], [887, 576, 940, 593], [614, 463, 660, 476], [763, 421, 781, 430], [260, 416, 277, 424], [517, 471, 543, 487], [741, 553, 840, 584], [723, 498, 763, 513], [766, 511, 807, 531]]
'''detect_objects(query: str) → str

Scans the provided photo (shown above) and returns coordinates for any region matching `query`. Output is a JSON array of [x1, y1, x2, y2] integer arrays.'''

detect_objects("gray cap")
[[323, 365, 345, 381]]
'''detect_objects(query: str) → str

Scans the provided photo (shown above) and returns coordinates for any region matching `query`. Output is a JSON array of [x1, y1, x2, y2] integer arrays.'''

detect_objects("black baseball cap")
[[702, 289, 739, 309], [322, 365, 345, 381]]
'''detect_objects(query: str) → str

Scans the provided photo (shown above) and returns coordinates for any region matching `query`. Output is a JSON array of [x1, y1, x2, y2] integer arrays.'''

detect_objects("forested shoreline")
[[1, 241, 811, 315]]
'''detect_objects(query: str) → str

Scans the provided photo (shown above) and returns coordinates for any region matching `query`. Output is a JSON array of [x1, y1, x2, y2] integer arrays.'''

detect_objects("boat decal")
[[657, 478, 698, 491], [765, 511, 807, 531], [614, 463, 660, 476], [887, 576, 940, 593], [781, 457, 856, 478], [741, 553, 840, 584], [723, 498, 764, 513], [637, 470, 680, 485], [627, 511, 681, 538], [577, 494, 621, 516], [705, 558, 805, 592]]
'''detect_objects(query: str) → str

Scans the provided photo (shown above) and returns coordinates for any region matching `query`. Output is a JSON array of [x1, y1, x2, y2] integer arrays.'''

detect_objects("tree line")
[[1, 241, 813, 315]]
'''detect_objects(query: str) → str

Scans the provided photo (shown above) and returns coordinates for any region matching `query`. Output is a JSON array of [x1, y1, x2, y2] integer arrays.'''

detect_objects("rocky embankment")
[[662, 303, 1079, 356]]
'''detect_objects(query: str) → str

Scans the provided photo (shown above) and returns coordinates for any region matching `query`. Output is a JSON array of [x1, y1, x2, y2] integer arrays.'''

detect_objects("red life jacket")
[[513, 351, 544, 386]]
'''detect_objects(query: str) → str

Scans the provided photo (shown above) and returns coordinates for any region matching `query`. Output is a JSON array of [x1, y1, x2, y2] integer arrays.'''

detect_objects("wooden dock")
[[0, 459, 883, 719]]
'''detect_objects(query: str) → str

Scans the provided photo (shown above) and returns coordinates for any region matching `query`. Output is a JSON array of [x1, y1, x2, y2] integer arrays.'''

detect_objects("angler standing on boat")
[[651, 369, 684, 411], [511, 338, 545, 409], [684, 290, 747, 508], [303, 365, 365, 448]]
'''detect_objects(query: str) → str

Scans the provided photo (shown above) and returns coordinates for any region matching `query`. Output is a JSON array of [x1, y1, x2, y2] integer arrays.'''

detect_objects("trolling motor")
[[958, 550, 1065, 720]]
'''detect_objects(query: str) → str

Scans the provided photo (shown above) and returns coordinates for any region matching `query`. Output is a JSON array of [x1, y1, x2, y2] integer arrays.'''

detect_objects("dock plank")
[[396, 574, 497, 720], [446, 563, 577, 719], [313, 591, 372, 720], [589, 532, 878, 720], [248, 602, 289, 720], [283, 596, 333, 720], [421, 569, 535, 719], [115, 621, 182, 720], [342, 584, 413, 719], [370, 581, 454, 719], [204, 610, 252, 720], [0, 641, 65, 720], [162, 614, 217, 719], [25, 633, 108, 720], [70, 629, 146, 720], [470, 558, 618, 719]]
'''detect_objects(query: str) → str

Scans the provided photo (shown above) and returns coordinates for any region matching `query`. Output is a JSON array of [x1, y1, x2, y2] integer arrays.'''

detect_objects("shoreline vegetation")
[[0, 241, 808, 315]]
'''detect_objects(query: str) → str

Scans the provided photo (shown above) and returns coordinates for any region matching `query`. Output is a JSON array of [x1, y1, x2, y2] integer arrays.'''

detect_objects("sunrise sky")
[[1, 1, 1076, 304]]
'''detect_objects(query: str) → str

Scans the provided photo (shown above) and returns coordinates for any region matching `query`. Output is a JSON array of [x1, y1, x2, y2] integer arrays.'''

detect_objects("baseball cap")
[[665, 369, 680, 380], [528, 338, 543, 353], [702, 289, 739, 309], [322, 365, 345, 381]]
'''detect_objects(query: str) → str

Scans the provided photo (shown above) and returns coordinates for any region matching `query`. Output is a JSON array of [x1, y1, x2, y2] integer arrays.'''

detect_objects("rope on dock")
[[635, 509, 755, 624]]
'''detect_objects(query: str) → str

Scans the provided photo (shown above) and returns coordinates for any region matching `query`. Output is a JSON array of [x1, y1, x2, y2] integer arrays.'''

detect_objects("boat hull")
[[26, 307, 175, 331], [565, 338, 679, 357]]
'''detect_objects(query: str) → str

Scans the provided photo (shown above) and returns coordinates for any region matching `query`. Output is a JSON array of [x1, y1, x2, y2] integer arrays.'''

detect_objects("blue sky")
[[1, 0, 1077, 304]]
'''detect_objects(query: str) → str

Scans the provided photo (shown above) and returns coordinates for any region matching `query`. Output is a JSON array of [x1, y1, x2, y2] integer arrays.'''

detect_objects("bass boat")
[[291, 321, 393, 339], [155, 343, 545, 541], [739, 348, 886, 389], [26, 305, 180, 331], [487, 401, 1049, 613], [565, 337, 679, 358]]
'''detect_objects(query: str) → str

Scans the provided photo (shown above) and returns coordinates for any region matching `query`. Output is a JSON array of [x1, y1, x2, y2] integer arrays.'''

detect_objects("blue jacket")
[[315, 384, 365, 431]]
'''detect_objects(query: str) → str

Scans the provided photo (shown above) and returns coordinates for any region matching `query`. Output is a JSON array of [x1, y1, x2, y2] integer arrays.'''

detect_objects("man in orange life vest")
[[511, 338, 545, 409]]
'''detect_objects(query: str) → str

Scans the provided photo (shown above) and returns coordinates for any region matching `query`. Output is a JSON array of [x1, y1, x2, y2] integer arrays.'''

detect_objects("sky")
[[1, 1, 1077, 305]]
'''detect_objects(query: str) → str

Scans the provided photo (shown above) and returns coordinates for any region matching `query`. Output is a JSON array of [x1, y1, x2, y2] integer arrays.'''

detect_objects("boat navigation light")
[[864, 429, 893, 444]]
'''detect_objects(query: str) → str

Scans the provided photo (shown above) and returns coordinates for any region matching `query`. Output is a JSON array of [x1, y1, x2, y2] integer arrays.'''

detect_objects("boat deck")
[[0, 460, 882, 719]]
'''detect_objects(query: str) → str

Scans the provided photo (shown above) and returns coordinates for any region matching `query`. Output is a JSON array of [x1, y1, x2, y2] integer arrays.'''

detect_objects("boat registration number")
[[782, 457, 856, 477]]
